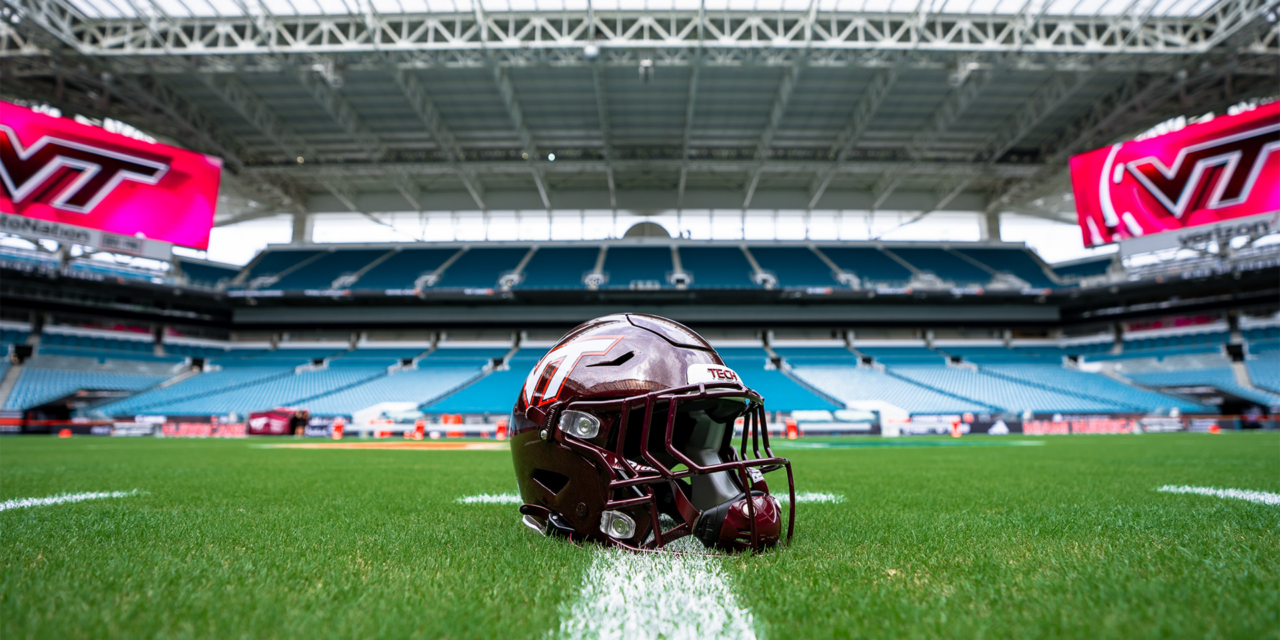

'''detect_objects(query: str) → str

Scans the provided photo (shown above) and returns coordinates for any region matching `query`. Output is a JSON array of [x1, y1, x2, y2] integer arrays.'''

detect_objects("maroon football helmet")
[[511, 314, 794, 552]]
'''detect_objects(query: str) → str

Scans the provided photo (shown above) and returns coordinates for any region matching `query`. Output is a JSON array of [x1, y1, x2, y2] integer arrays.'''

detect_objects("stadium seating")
[[421, 348, 544, 414], [790, 365, 992, 414], [4, 367, 167, 410], [120, 365, 387, 416], [244, 249, 324, 282], [304, 366, 485, 416], [954, 248, 1056, 288], [177, 259, 240, 288], [272, 249, 386, 290], [517, 247, 599, 289], [888, 248, 990, 287], [750, 247, 834, 288], [352, 248, 458, 289], [934, 345, 1046, 363], [603, 247, 672, 289], [432, 247, 529, 289], [889, 365, 1121, 413], [0, 327, 29, 346], [979, 364, 1208, 412], [678, 247, 759, 289], [1126, 367, 1280, 407], [855, 345, 947, 365], [719, 354, 841, 412], [1052, 256, 1112, 280], [97, 365, 298, 416], [1247, 356, 1280, 393], [820, 247, 912, 286]]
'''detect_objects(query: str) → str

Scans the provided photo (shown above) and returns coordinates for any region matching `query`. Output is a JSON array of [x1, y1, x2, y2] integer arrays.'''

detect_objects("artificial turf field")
[[2, 432, 1277, 639]]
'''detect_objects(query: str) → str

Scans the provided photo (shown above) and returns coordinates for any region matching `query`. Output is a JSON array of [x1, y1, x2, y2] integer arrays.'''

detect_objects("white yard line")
[[552, 546, 758, 640], [1157, 485, 1280, 506], [456, 493, 523, 504], [778, 491, 845, 504], [0, 490, 140, 512]]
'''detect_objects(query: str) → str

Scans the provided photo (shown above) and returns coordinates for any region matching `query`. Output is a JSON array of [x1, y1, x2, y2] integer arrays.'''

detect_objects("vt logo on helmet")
[[510, 313, 795, 552]]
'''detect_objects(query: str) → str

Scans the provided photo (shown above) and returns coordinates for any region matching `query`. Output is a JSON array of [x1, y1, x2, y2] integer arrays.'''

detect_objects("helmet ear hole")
[[532, 469, 570, 495]]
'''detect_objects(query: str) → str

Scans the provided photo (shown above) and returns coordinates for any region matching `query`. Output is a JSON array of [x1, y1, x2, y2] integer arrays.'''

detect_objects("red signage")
[[1070, 101, 1280, 247], [0, 101, 222, 249]]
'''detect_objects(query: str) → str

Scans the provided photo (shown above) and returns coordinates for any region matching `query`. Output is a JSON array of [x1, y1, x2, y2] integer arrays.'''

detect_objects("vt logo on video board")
[[0, 101, 222, 250], [0, 125, 171, 214], [1070, 101, 1280, 248]]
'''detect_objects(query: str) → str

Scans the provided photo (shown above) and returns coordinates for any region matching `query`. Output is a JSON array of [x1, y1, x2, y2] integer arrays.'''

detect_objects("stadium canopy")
[[1, 0, 1276, 228]]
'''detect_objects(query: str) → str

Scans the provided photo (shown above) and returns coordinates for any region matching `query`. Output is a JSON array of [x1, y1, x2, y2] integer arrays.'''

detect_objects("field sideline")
[[2, 433, 1277, 639]]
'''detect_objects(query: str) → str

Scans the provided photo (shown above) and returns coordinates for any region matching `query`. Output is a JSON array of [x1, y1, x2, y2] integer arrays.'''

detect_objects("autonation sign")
[[1070, 101, 1280, 251], [0, 101, 221, 250]]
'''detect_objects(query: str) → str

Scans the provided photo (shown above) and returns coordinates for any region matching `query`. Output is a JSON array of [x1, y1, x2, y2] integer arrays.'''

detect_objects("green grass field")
[[2, 433, 1277, 639]]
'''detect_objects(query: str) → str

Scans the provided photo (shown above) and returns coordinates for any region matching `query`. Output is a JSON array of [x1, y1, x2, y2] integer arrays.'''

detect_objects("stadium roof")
[[1, 0, 1276, 226]]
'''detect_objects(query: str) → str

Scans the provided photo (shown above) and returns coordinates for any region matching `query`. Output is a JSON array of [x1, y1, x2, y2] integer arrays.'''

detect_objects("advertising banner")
[[0, 101, 221, 249], [1070, 102, 1280, 248]]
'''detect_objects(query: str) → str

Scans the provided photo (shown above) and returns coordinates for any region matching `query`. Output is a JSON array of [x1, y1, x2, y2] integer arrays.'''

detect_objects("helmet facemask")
[[540, 382, 795, 553]]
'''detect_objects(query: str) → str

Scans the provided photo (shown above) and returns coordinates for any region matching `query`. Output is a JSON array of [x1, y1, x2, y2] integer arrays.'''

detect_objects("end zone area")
[[2, 433, 1277, 638]]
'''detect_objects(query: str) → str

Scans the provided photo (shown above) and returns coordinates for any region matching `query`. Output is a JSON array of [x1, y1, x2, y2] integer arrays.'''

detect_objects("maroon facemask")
[[510, 313, 794, 552]]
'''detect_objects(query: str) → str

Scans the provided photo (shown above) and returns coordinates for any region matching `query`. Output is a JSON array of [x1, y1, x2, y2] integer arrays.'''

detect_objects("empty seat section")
[[719, 356, 840, 411], [936, 346, 1046, 364], [603, 247, 672, 289], [1246, 357, 1280, 393], [856, 346, 945, 365], [1052, 257, 1111, 280], [789, 365, 991, 414], [136, 366, 388, 416], [679, 247, 758, 289], [890, 366, 1120, 413], [517, 247, 598, 289], [955, 248, 1055, 288], [298, 365, 485, 416], [981, 364, 1208, 412], [353, 248, 458, 289], [820, 247, 912, 286], [888, 248, 989, 286], [4, 368, 167, 410], [272, 249, 387, 290], [750, 247, 835, 288], [0, 327, 29, 345], [434, 248, 529, 289], [425, 346, 509, 364], [246, 250, 324, 280], [178, 259, 240, 287], [1128, 368, 1280, 407], [774, 345, 857, 366], [99, 365, 296, 415]]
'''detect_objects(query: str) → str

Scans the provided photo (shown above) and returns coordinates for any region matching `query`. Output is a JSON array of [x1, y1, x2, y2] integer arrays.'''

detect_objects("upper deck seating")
[[272, 249, 387, 290], [517, 247, 598, 290], [433, 248, 529, 289], [352, 248, 458, 289], [750, 247, 835, 288], [678, 247, 759, 289], [955, 248, 1056, 288], [819, 247, 912, 286], [1052, 257, 1111, 280], [245, 250, 323, 281], [177, 259, 240, 288], [603, 247, 673, 290], [888, 248, 990, 286]]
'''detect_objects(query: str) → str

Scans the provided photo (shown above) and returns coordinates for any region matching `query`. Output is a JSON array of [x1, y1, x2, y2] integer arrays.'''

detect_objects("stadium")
[[0, 0, 1278, 637]]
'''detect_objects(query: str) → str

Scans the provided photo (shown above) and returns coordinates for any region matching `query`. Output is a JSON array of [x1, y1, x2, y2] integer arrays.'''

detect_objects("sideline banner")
[[0, 101, 221, 249], [1070, 102, 1280, 248]]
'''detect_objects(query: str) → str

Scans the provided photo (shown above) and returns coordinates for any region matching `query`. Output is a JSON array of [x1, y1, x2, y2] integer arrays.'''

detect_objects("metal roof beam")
[[590, 65, 618, 211], [744, 64, 801, 209], [806, 66, 899, 210], [198, 73, 318, 163], [298, 68, 389, 161], [392, 69, 486, 209], [10, 5, 1277, 57], [493, 66, 551, 210], [677, 66, 701, 210]]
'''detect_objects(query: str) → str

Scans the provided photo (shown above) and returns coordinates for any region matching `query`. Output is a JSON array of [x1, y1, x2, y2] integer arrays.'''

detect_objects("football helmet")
[[511, 314, 794, 552]]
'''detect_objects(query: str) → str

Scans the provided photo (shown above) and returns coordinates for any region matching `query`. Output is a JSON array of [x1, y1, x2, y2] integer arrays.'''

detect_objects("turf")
[[2, 433, 1277, 639]]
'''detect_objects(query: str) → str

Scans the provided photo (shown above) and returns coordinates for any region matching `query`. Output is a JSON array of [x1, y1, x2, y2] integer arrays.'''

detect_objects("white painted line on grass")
[[0, 490, 141, 512], [1157, 485, 1280, 506], [777, 491, 845, 504], [552, 546, 758, 640], [456, 493, 522, 504]]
